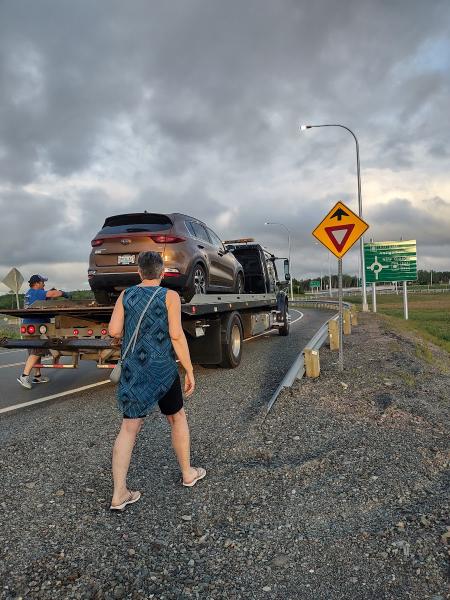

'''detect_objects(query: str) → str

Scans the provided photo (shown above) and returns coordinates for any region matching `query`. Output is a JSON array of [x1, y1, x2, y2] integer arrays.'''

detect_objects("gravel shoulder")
[[0, 311, 449, 599]]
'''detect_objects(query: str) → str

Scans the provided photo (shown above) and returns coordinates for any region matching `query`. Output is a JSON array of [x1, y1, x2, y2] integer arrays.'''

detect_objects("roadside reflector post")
[[328, 319, 339, 350], [304, 348, 320, 378], [372, 282, 377, 313], [403, 281, 409, 320], [343, 308, 352, 335], [338, 258, 344, 371]]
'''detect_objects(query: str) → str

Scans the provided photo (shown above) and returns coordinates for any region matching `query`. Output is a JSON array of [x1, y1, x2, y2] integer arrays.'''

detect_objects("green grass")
[[345, 292, 450, 355]]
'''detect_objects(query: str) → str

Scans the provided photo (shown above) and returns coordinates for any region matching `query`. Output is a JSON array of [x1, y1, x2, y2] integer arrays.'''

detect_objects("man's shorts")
[[123, 375, 184, 419], [27, 348, 50, 358]]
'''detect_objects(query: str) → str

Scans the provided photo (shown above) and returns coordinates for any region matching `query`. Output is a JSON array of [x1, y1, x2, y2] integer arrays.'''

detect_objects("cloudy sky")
[[1, 0, 449, 292]]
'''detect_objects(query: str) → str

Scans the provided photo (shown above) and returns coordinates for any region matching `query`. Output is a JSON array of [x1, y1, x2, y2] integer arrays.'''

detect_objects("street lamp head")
[[300, 124, 312, 131]]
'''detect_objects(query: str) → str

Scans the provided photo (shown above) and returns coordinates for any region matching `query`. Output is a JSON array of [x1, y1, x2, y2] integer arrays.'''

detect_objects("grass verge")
[[345, 292, 450, 355]]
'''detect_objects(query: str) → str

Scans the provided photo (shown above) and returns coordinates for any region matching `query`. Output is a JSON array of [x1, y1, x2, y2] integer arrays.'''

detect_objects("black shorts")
[[123, 375, 183, 419], [28, 348, 49, 357]]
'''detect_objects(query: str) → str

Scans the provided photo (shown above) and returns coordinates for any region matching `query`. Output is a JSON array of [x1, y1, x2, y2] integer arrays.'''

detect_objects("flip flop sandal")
[[182, 467, 207, 487], [109, 490, 141, 511]]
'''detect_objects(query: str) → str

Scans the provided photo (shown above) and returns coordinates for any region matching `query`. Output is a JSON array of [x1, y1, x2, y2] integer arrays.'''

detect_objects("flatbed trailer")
[[0, 291, 290, 369]]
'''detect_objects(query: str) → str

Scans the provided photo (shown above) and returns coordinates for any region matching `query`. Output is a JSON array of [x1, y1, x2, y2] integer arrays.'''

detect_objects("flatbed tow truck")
[[0, 241, 290, 370]]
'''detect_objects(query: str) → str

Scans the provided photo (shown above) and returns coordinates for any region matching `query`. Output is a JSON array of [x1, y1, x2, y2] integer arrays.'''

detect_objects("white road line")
[[0, 380, 111, 415], [0, 349, 26, 355]]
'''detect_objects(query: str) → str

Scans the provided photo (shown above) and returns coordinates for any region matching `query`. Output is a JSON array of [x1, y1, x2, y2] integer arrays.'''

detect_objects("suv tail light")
[[20, 326, 27, 334], [150, 235, 185, 244], [27, 325, 36, 334], [91, 239, 104, 247]]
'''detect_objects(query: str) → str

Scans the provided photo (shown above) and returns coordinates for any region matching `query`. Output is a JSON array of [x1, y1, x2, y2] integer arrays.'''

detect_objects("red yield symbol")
[[324, 224, 355, 253]]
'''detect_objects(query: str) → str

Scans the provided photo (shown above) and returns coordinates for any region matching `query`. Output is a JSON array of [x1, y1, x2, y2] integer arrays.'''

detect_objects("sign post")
[[364, 240, 417, 320], [312, 201, 369, 371], [1, 268, 24, 309]]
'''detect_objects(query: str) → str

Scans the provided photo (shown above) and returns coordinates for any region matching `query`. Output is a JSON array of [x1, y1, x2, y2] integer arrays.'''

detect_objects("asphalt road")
[[0, 308, 332, 414]]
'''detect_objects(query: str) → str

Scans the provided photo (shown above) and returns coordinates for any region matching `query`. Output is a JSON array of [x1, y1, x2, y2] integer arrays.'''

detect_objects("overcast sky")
[[1, 0, 449, 292]]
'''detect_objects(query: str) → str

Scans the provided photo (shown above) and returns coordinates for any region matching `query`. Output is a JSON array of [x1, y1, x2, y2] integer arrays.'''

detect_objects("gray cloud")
[[0, 0, 449, 287]]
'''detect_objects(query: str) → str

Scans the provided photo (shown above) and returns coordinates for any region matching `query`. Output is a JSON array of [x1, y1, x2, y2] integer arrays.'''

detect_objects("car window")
[[185, 221, 196, 237], [101, 213, 172, 234], [207, 228, 224, 250], [266, 257, 277, 283], [190, 222, 211, 243]]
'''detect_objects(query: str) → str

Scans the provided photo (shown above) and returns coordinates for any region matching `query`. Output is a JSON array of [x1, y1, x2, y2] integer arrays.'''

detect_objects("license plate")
[[118, 254, 135, 265]]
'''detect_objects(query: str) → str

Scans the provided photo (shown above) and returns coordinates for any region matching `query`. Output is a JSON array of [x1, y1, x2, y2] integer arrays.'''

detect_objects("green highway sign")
[[310, 280, 321, 289], [364, 240, 417, 283]]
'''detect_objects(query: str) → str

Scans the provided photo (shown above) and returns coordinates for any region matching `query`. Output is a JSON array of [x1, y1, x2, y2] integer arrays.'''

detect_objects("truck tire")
[[220, 311, 243, 368], [278, 298, 290, 336]]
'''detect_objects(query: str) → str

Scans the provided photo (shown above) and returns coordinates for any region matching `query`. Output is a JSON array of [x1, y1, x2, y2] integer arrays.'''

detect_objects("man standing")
[[17, 275, 66, 389]]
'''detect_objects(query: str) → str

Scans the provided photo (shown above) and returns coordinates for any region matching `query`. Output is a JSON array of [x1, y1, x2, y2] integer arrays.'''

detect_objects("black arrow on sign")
[[331, 208, 349, 221]]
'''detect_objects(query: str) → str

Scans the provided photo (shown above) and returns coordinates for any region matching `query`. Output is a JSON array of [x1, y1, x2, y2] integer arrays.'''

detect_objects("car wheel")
[[184, 264, 207, 302], [234, 273, 245, 294], [93, 289, 113, 305]]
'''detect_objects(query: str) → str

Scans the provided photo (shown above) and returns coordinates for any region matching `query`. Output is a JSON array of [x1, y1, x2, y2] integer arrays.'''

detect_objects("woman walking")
[[108, 251, 206, 511]]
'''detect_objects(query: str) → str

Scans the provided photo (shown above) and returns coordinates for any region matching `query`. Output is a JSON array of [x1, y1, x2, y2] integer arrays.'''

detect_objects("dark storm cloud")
[[0, 187, 111, 267], [0, 0, 449, 285]]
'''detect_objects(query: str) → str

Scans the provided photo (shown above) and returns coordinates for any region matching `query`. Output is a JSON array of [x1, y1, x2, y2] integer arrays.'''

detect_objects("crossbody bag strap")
[[121, 287, 162, 360]]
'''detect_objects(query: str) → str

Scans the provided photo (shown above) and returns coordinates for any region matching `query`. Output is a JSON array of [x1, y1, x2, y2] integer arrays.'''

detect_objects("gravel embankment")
[[0, 312, 448, 599]]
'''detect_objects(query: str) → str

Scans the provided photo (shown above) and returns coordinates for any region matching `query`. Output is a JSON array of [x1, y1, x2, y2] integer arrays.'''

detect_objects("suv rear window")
[[100, 213, 172, 234]]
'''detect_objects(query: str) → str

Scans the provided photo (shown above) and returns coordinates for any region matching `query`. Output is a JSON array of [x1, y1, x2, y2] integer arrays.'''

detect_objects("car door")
[[207, 227, 236, 289], [189, 221, 217, 285]]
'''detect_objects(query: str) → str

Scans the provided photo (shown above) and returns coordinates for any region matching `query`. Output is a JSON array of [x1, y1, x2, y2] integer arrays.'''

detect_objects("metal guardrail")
[[266, 300, 355, 414]]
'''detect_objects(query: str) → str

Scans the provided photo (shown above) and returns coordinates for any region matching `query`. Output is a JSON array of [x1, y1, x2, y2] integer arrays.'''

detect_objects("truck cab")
[[224, 239, 288, 294]]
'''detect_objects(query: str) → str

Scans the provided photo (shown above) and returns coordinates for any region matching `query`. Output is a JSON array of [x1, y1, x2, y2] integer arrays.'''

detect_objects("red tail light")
[[21, 326, 27, 334], [101, 328, 108, 336], [73, 329, 79, 336], [27, 325, 36, 334], [150, 235, 185, 244], [91, 239, 104, 247], [87, 329, 94, 336]]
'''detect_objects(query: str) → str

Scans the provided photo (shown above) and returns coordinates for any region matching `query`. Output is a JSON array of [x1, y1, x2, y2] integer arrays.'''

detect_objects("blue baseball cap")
[[28, 274, 48, 285]]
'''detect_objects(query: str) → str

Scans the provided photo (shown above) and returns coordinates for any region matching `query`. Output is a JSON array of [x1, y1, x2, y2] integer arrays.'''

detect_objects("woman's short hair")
[[138, 251, 164, 279]]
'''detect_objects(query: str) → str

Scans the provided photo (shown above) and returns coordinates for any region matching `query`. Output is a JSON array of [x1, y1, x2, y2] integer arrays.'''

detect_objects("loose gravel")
[[0, 311, 448, 599]]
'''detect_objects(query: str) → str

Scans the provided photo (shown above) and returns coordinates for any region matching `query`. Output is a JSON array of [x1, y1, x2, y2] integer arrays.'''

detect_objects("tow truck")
[[0, 241, 291, 370]]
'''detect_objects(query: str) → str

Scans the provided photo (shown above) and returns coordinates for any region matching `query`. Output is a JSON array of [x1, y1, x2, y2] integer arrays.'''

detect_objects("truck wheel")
[[278, 301, 290, 336], [220, 312, 243, 368], [94, 289, 112, 305]]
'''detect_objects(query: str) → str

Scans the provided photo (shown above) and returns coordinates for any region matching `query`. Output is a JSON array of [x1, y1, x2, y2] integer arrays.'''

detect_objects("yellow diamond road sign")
[[312, 201, 369, 258]]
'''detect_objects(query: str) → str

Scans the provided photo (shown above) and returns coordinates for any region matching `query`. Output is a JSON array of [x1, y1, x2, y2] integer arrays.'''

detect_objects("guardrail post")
[[343, 309, 352, 335], [304, 348, 320, 378], [328, 319, 339, 350]]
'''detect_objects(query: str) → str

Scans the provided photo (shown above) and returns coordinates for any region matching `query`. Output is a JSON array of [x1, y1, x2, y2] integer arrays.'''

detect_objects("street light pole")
[[300, 123, 369, 311], [265, 221, 294, 300]]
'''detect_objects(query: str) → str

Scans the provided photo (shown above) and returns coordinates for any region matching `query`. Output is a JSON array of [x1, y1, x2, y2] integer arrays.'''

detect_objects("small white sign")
[[1, 268, 24, 294]]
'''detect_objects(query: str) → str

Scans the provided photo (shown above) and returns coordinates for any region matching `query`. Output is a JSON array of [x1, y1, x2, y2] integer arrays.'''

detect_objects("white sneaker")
[[17, 375, 32, 389]]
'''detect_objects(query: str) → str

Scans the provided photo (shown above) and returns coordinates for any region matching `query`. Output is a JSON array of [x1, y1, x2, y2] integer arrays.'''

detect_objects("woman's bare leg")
[[111, 418, 143, 504], [166, 408, 198, 483]]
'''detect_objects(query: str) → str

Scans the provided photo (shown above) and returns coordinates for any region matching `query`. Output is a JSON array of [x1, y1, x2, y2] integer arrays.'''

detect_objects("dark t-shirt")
[[23, 288, 50, 324]]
